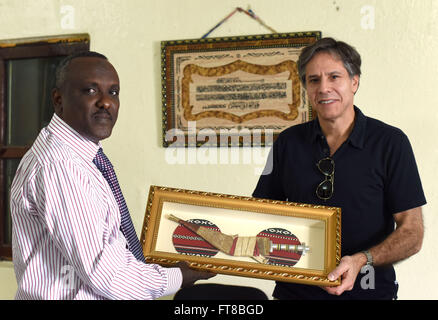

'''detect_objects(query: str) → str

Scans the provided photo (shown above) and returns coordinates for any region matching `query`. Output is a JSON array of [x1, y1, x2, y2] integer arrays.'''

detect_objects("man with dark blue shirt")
[[253, 38, 426, 299]]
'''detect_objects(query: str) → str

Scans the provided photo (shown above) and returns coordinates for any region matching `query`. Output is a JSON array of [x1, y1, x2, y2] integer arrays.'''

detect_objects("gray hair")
[[297, 37, 361, 87], [54, 51, 108, 88]]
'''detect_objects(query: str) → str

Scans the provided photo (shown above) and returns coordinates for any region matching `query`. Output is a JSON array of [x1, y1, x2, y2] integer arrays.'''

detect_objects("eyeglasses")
[[316, 157, 335, 200]]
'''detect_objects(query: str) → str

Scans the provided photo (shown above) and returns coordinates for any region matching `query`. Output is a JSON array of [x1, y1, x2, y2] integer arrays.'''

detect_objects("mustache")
[[93, 109, 112, 119]]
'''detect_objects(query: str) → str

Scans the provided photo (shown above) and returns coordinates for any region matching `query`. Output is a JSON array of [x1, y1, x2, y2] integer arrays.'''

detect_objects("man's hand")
[[321, 207, 423, 296], [176, 262, 216, 288], [321, 253, 366, 296]]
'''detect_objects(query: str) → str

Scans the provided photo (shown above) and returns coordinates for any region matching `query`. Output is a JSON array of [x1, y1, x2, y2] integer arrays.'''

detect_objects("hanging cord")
[[243, 7, 278, 34], [201, 6, 278, 39]]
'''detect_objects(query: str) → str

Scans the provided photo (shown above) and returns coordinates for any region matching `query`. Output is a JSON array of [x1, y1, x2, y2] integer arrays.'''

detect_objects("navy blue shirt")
[[253, 106, 426, 300]]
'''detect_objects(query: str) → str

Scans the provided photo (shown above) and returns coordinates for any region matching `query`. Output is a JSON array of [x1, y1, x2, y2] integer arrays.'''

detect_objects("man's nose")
[[318, 78, 331, 93], [97, 94, 112, 109]]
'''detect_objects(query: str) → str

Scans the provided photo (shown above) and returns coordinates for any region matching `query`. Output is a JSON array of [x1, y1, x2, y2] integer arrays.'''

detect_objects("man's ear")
[[352, 75, 360, 95], [52, 88, 63, 116]]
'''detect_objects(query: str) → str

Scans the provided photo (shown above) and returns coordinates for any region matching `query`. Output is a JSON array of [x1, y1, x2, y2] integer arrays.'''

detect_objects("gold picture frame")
[[161, 31, 321, 147], [140, 186, 341, 286]]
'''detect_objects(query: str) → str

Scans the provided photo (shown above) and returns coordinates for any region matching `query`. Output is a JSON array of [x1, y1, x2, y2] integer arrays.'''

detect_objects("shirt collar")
[[309, 105, 366, 149], [47, 113, 102, 162], [348, 106, 366, 149]]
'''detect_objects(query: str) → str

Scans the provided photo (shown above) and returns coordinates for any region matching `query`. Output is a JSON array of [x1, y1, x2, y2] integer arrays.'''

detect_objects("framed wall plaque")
[[161, 31, 321, 147], [140, 185, 341, 286]]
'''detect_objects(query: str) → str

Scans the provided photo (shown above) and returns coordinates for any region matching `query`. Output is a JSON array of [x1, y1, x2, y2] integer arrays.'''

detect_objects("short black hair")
[[297, 37, 361, 87], [54, 51, 108, 88]]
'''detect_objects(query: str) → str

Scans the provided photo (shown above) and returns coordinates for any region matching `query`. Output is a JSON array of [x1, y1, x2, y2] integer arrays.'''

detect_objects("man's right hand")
[[176, 261, 216, 288]]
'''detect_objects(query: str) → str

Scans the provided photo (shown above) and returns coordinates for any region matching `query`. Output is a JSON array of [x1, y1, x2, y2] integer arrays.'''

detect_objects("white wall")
[[1, 0, 437, 299]]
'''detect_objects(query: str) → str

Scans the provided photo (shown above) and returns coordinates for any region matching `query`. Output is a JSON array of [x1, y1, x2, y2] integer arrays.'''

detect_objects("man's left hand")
[[321, 253, 366, 296]]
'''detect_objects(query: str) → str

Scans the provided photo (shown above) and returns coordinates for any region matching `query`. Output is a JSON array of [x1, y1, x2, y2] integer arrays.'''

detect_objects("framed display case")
[[140, 186, 341, 286]]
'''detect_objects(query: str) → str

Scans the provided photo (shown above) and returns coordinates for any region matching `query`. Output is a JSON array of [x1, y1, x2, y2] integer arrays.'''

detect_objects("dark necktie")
[[93, 148, 146, 263]]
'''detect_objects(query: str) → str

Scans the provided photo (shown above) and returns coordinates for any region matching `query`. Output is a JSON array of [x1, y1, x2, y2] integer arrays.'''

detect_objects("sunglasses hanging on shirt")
[[316, 157, 335, 200]]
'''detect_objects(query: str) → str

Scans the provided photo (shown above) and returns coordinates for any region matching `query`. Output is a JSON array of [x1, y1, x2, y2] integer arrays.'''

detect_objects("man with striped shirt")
[[10, 51, 214, 300]]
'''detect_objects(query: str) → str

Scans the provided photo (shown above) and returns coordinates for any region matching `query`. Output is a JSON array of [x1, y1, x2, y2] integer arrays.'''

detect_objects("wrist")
[[360, 250, 373, 266], [352, 251, 368, 268]]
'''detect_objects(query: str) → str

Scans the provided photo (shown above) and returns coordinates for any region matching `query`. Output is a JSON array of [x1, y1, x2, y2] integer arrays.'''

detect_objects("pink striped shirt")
[[10, 114, 182, 300]]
